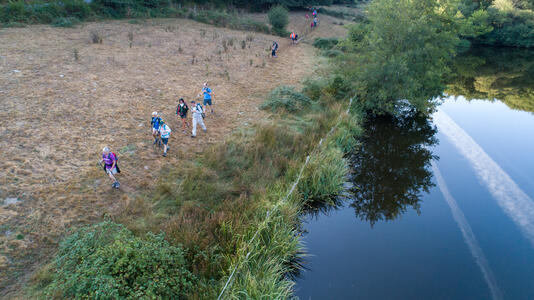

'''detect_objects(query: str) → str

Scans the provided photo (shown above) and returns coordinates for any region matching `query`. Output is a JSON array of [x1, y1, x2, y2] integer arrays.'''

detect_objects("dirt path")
[[0, 14, 349, 296]]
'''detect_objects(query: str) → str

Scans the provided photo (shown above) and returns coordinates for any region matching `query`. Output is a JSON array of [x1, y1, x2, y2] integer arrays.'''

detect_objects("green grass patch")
[[259, 86, 313, 113]]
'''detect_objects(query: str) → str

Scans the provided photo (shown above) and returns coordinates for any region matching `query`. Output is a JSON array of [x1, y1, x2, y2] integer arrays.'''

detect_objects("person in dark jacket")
[[176, 98, 189, 133]]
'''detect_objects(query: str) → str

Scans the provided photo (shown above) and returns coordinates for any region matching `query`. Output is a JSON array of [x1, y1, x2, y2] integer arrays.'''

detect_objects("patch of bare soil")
[[0, 14, 348, 296]]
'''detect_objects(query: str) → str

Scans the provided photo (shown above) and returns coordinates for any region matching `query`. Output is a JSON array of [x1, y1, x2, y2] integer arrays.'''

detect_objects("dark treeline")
[[0, 0, 357, 26]]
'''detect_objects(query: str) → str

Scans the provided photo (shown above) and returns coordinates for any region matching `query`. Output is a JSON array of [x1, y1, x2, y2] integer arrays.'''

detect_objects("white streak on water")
[[431, 161, 503, 300], [433, 110, 534, 248]]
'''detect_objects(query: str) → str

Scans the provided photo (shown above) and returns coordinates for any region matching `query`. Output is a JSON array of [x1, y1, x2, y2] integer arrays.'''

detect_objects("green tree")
[[268, 5, 289, 36], [342, 0, 460, 115]]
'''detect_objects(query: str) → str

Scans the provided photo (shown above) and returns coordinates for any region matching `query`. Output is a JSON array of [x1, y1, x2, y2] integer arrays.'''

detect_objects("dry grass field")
[[0, 12, 349, 295]]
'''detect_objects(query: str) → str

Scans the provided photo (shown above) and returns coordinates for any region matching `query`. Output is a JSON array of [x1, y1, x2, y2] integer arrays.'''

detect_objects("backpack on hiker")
[[102, 152, 120, 173], [197, 103, 206, 119]]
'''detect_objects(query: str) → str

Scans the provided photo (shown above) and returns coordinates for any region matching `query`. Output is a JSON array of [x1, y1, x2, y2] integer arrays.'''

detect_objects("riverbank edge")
[[216, 97, 362, 298]]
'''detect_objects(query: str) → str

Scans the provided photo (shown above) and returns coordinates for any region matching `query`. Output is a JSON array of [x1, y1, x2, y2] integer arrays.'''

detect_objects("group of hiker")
[[274, 8, 320, 57], [100, 8, 322, 189], [306, 7, 319, 30], [99, 82, 214, 189]]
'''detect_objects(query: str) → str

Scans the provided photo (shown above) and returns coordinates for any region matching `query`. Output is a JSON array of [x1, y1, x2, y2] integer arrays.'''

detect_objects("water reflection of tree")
[[447, 47, 534, 113], [349, 112, 437, 227]]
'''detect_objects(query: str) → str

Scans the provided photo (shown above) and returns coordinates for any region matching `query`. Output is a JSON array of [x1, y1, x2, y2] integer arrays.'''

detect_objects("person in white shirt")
[[190, 100, 207, 138], [159, 120, 171, 157]]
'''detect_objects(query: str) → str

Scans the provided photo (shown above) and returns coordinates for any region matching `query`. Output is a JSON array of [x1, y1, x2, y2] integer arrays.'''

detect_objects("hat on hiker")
[[152, 111, 158, 116], [103, 146, 110, 153]]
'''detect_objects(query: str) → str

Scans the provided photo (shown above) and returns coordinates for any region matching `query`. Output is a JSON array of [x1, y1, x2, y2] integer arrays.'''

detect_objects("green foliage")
[[323, 75, 351, 100], [301, 79, 327, 101], [268, 5, 289, 36], [341, 0, 460, 115], [190, 10, 270, 34], [313, 37, 339, 50], [456, 0, 534, 48], [317, 6, 366, 22], [0, 0, 92, 24], [481, 6, 534, 47], [457, 9, 493, 38], [42, 222, 194, 299], [51, 16, 80, 27], [260, 86, 313, 113]]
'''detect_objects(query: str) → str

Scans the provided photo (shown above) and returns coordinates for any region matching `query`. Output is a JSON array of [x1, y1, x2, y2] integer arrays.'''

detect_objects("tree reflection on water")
[[349, 111, 438, 227], [447, 47, 534, 113]]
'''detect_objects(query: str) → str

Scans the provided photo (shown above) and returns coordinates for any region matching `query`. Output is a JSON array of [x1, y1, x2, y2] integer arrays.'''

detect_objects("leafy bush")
[[302, 79, 327, 101], [259, 86, 313, 113], [313, 37, 339, 50], [268, 5, 289, 36], [42, 222, 194, 299], [324, 75, 351, 100]]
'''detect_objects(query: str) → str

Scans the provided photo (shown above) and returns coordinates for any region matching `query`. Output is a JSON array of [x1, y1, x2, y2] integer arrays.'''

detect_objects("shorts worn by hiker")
[[106, 167, 118, 175], [162, 138, 169, 145], [203, 98, 212, 106]]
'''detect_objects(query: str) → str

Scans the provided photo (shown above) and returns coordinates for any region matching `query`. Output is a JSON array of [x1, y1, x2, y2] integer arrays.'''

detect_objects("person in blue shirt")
[[200, 82, 214, 114], [151, 111, 162, 144]]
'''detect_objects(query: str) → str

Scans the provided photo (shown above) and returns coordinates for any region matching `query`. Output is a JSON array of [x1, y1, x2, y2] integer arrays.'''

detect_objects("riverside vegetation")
[[13, 0, 534, 298]]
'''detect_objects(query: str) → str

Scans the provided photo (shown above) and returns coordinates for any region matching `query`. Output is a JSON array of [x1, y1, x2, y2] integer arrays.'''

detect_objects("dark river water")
[[295, 48, 534, 299]]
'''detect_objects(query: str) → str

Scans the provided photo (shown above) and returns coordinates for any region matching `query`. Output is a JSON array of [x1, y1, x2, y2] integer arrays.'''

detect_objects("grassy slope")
[[0, 12, 352, 298]]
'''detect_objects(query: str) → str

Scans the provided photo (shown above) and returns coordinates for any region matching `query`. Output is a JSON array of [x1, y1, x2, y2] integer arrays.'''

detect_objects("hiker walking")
[[271, 41, 279, 58], [290, 32, 297, 44], [100, 147, 120, 189], [190, 100, 207, 138], [151, 111, 163, 144], [313, 16, 318, 27], [200, 82, 214, 114], [305, 13, 309, 20], [176, 98, 189, 133], [159, 120, 171, 157]]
